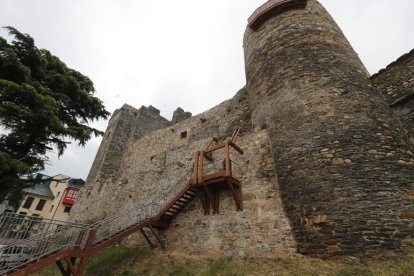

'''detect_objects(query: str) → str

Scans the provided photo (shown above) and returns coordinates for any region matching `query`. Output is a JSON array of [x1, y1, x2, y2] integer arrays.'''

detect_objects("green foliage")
[[0, 26, 109, 207]]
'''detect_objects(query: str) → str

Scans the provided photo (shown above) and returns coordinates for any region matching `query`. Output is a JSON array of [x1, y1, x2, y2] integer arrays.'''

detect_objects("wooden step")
[[177, 198, 189, 204], [168, 206, 182, 212], [182, 194, 194, 200], [185, 190, 196, 196]]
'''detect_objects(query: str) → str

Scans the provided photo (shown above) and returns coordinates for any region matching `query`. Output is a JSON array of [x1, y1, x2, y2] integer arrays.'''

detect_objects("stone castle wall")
[[244, 0, 414, 258], [71, 0, 414, 260], [371, 50, 414, 143], [70, 89, 297, 257], [82, 104, 171, 199]]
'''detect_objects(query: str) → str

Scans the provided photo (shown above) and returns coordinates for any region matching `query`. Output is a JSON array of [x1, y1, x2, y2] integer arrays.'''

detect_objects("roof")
[[24, 181, 54, 198], [68, 178, 85, 190]]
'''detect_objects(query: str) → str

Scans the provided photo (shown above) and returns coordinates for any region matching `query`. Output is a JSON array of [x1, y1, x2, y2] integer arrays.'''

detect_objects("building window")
[[32, 214, 40, 218], [50, 205, 54, 212], [66, 189, 78, 200], [63, 206, 72, 213], [57, 191, 60, 197], [22, 197, 34, 209], [35, 199, 46, 211], [19, 212, 27, 215]]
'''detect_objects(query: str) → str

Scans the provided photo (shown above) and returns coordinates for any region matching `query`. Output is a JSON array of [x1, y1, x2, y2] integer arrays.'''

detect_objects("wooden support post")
[[211, 187, 216, 214], [199, 191, 209, 215], [77, 229, 97, 276], [199, 151, 204, 183], [194, 151, 199, 184], [226, 178, 241, 211], [64, 257, 77, 276], [225, 142, 231, 177], [140, 229, 155, 248], [214, 187, 220, 214], [75, 230, 85, 249], [64, 256, 78, 276], [56, 260, 66, 275], [148, 225, 165, 249], [239, 182, 243, 211], [203, 185, 214, 215]]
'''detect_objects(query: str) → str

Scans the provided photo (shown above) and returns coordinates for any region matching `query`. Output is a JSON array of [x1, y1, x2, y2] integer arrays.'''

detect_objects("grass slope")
[[33, 246, 414, 276]]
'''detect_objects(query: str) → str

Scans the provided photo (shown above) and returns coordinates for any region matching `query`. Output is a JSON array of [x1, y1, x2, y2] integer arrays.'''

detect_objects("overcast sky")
[[0, 0, 413, 180]]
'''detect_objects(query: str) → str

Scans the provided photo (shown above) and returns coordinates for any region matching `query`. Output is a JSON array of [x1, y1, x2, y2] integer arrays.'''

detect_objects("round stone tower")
[[244, 0, 414, 258]]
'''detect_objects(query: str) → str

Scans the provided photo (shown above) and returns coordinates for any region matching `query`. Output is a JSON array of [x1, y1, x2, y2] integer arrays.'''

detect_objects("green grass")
[[32, 246, 414, 276]]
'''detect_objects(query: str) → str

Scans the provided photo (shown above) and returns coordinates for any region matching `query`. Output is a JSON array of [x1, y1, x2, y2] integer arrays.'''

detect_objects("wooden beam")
[[229, 142, 244, 154], [203, 184, 214, 215], [75, 230, 85, 249], [198, 191, 209, 215], [10, 249, 83, 276], [204, 143, 225, 154], [214, 187, 220, 214], [148, 225, 165, 249], [90, 219, 153, 254], [199, 150, 204, 183], [230, 127, 241, 143], [77, 229, 97, 276], [201, 172, 226, 182], [225, 142, 231, 177], [64, 257, 77, 276], [56, 260, 66, 275], [155, 184, 192, 221], [140, 229, 155, 248], [64, 256, 78, 276], [193, 151, 199, 184], [226, 178, 241, 210], [239, 182, 243, 211]]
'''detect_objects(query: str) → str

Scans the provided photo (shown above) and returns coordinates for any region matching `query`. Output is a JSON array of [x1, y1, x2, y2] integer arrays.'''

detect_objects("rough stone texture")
[[371, 49, 414, 143], [244, 0, 414, 258], [163, 131, 296, 257], [82, 104, 171, 203], [172, 107, 192, 124], [70, 88, 297, 257]]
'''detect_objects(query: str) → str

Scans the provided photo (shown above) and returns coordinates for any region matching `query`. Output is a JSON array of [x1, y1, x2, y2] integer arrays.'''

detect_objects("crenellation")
[[172, 107, 192, 124], [371, 49, 414, 145]]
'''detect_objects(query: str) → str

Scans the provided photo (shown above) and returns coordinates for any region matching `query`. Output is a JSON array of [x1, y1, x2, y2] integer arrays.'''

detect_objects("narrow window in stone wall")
[[180, 131, 187, 139], [98, 183, 104, 192], [50, 205, 54, 212]]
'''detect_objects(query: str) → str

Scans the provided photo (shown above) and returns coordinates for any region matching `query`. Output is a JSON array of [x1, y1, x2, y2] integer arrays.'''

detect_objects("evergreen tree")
[[0, 27, 110, 207]]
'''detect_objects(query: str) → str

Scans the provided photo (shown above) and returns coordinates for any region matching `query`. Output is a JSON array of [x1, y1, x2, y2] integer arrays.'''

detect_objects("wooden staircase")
[[154, 183, 198, 230], [1, 128, 243, 276]]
